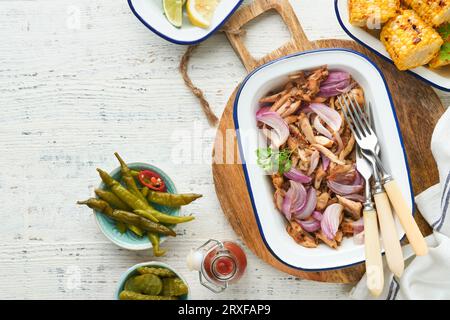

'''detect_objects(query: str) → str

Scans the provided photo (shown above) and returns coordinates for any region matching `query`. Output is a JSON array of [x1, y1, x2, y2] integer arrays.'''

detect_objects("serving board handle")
[[224, 0, 313, 72]]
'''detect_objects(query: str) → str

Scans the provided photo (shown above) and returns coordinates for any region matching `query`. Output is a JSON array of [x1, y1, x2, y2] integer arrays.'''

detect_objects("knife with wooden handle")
[[373, 191, 404, 277], [363, 208, 384, 297], [384, 179, 428, 256]]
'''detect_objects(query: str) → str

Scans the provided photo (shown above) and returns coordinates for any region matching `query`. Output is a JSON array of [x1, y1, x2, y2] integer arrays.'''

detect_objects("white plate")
[[234, 49, 414, 271], [128, 0, 243, 45], [335, 0, 450, 92]]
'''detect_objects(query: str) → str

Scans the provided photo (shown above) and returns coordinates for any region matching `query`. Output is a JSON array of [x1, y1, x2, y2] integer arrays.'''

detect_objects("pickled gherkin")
[[124, 274, 162, 295], [136, 267, 176, 278], [161, 278, 188, 297], [119, 291, 177, 300]]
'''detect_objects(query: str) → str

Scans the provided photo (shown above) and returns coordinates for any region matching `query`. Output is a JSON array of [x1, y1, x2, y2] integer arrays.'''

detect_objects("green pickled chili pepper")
[[134, 209, 159, 223], [77, 199, 176, 236], [136, 267, 176, 278], [94, 189, 144, 236], [94, 189, 131, 211], [97, 169, 150, 211], [116, 221, 127, 234], [128, 225, 144, 237], [119, 291, 177, 300], [130, 170, 139, 178], [94, 189, 144, 235], [114, 152, 133, 177], [148, 233, 166, 257], [97, 169, 163, 218], [141, 186, 149, 198], [111, 211, 173, 236], [146, 207, 195, 224], [146, 190, 202, 207], [161, 278, 189, 296], [114, 153, 148, 204], [124, 274, 162, 295], [122, 176, 148, 205]]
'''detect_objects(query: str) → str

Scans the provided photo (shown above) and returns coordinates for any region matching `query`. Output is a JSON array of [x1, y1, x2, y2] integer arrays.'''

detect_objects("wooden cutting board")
[[211, 0, 445, 283]]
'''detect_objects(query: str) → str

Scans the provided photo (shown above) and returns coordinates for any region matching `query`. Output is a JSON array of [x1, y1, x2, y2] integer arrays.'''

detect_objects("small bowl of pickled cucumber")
[[77, 153, 201, 256], [116, 262, 189, 300]]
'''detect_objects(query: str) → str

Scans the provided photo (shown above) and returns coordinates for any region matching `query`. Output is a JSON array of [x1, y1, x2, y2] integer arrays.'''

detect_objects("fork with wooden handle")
[[370, 153, 427, 256], [365, 103, 404, 277], [366, 104, 428, 257], [340, 95, 404, 278], [341, 95, 428, 257], [365, 153, 405, 277], [357, 147, 384, 296]]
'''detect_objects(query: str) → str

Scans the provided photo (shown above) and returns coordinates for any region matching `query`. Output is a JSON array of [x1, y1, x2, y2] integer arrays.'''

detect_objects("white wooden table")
[[0, 0, 448, 300]]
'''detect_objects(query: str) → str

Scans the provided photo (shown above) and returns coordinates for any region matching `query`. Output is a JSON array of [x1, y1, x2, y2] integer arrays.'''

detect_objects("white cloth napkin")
[[350, 108, 450, 300]]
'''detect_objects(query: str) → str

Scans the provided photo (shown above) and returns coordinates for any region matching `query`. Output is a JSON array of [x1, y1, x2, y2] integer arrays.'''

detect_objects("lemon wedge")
[[163, 0, 183, 28], [186, 0, 220, 28]]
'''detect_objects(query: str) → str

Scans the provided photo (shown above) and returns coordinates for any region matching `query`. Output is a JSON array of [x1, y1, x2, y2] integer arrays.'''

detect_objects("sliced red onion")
[[294, 188, 317, 220], [297, 219, 321, 233], [352, 217, 364, 234], [321, 203, 344, 240], [301, 106, 313, 114], [327, 180, 364, 196], [282, 181, 307, 220], [312, 211, 323, 221], [310, 103, 342, 132], [319, 71, 351, 97], [337, 81, 357, 94], [334, 131, 344, 154], [256, 107, 272, 117], [307, 150, 320, 176], [343, 193, 365, 202], [321, 153, 330, 171], [354, 169, 363, 185], [256, 109, 289, 148], [319, 80, 351, 98], [321, 71, 351, 85], [353, 230, 365, 245], [284, 167, 312, 184], [313, 116, 333, 139]]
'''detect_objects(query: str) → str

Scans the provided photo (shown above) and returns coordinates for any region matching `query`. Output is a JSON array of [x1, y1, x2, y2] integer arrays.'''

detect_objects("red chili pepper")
[[138, 170, 166, 192]]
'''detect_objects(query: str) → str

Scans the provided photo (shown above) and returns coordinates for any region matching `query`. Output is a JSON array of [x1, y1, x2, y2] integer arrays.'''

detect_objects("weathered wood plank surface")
[[0, 0, 448, 299]]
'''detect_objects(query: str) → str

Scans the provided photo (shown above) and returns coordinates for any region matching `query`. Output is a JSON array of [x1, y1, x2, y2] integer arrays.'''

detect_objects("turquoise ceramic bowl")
[[94, 162, 179, 250], [115, 261, 189, 300]]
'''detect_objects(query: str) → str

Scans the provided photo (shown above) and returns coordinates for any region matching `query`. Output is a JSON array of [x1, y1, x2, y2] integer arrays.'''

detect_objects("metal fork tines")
[[337, 95, 387, 181]]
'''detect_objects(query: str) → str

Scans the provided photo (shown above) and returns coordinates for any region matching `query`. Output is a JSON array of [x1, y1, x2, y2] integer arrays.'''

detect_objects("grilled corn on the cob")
[[381, 10, 443, 70], [402, 0, 450, 27], [429, 23, 450, 68], [349, 0, 400, 28]]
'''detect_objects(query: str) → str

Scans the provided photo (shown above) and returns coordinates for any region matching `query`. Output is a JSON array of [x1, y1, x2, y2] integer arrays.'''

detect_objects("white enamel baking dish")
[[128, 0, 243, 45], [234, 49, 414, 271], [335, 0, 450, 92]]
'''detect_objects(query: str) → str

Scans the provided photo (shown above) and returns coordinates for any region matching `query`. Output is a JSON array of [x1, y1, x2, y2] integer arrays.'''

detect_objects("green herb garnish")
[[438, 23, 450, 40], [438, 23, 450, 62], [256, 147, 292, 174]]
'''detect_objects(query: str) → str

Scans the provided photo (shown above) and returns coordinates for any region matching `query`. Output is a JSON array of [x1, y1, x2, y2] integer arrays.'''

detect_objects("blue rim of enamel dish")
[[233, 48, 415, 271], [127, 0, 244, 45], [334, 0, 450, 92]]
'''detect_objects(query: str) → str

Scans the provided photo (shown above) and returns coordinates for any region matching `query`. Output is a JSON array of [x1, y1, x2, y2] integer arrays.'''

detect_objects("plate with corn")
[[335, 0, 450, 91]]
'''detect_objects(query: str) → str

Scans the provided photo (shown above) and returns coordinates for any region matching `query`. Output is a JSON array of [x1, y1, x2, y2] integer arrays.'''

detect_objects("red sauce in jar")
[[202, 241, 247, 285]]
